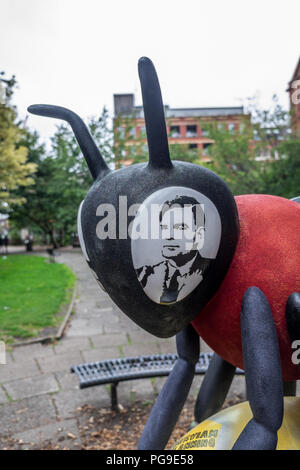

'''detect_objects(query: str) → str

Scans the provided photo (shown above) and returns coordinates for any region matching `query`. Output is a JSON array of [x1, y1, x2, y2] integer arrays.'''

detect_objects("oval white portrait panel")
[[131, 187, 222, 305]]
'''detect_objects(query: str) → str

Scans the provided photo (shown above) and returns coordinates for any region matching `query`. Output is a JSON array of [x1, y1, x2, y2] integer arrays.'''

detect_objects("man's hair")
[[159, 195, 205, 227]]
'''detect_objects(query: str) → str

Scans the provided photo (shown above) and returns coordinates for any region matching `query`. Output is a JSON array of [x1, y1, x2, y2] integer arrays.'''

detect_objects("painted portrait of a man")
[[131, 186, 221, 305], [136, 196, 210, 304]]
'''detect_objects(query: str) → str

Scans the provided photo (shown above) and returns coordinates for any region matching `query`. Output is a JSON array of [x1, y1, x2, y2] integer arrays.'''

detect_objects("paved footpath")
[[0, 249, 247, 449]]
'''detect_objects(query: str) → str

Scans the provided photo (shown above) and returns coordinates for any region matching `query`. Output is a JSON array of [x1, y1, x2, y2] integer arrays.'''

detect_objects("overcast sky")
[[1, 0, 299, 142]]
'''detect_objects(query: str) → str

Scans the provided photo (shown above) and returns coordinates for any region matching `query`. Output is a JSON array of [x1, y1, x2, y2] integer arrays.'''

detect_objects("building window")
[[228, 122, 235, 133], [170, 126, 180, 138], [201, 128, 209, 137], [188, 143, 198, 149], [186, 125, 197, 138]]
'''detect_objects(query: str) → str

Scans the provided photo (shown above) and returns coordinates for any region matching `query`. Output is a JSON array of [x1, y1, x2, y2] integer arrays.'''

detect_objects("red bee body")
[[193, 194, 300, 381]]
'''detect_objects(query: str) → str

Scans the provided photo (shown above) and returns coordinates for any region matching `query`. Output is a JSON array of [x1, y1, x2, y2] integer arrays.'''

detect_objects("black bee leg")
[[194, 353, 236, 423], [232, 287, 284, 450], [286, 292, 300, 372], [138, 324, 199, 450]]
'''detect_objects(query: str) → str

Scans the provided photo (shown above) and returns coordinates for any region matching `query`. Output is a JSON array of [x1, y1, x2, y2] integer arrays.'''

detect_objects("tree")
[[113, 113, 148, 167], [11, 108, 113, 247], [0, 73, 36, 209], [10, 129, 57, 245], [169, 143, 202, 164], [89, 107, 114, 168], [201, 97, 294, 197], [201, 118, 266, 195], [262, 139, 300, 199]]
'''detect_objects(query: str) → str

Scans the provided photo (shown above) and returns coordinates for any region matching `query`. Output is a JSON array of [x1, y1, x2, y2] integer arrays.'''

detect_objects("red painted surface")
[[192, 194, 300, 381]]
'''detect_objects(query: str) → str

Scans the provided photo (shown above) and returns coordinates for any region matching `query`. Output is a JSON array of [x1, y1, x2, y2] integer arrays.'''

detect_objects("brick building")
[[287, 56, 300, 137], [113, 94, 249, 166]]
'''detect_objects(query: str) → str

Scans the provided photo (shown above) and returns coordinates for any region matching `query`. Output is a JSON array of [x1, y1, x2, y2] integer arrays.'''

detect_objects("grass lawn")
[[0, 255, 76, 342]]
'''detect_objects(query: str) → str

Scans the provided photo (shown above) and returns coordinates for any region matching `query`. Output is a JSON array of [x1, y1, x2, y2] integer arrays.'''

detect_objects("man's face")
[[160, 205, 204, 260]]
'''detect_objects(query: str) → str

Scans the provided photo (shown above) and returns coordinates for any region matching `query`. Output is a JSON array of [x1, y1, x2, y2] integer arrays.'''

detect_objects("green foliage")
[[0, 255, 76, 341], [113, 113, 148, 166], [89, 107, 114, 167], [263, 139, 300, 198], [10, 130, 60, 246], [248, 94, 289, 149], [0, 73, 36, 208], [201, 97, 298, 198], [201, 118, 266, 195], [11, 109, 112, 247], [169, 143, 201, 164]]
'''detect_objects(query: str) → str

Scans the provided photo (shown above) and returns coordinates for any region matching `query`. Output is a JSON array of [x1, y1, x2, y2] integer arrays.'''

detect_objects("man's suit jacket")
[[136, 252, 210, 304]]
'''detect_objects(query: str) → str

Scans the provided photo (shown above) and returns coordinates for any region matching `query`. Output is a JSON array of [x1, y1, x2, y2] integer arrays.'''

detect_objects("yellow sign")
[[175, 420, 221, 450], [174, 397, 300, 450]]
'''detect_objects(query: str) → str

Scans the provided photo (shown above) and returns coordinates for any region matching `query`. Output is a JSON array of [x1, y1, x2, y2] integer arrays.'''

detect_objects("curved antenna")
[[138, 57, 172, 169], [27, 104, 110, 181]]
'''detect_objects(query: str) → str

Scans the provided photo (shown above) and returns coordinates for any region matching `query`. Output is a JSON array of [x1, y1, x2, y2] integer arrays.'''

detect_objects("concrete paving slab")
[[0, 360, 40, 383], [158, 339, 177, 355], [3, 374, 59, 401], [127, 379, 156, 403], [0, 395, 57, 437], [11, 418, 81, 450], [53, 387, 110, 419], [128, 330, 164, 344], [82, 346, 122, 363], [85, 311, 120, 324], [0, 386, 8, 404], [12, 343, 55, 361], [114, 379, 156, 407], [95, 299, 115, 309], [55, 371, 80, 391], [122, 343, 161, 357], [103, 323, 124, 334], [53, 337, 91, 355], [66, 320, 104, 337], [89, 333, 129, 349], [37, 351, 83, 374]]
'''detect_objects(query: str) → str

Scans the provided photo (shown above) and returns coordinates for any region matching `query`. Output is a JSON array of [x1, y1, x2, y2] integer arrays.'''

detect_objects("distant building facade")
[[287, 57, 300, 137], [113, 94, 249, 166]]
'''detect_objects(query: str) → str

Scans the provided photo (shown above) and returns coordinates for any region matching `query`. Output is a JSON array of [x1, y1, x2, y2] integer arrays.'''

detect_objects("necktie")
[[160, 266, 180, 304]]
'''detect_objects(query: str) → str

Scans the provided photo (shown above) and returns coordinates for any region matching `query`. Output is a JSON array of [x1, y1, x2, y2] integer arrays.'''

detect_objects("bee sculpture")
[[28, 57, 300, 450]]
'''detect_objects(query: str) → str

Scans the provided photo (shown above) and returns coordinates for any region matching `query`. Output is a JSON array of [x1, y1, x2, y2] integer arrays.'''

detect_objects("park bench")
[[71, 352, 244, 410]]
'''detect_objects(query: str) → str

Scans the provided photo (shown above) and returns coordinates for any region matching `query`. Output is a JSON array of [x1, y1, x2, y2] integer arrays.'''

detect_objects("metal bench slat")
[[71, 352, 244, 389]]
